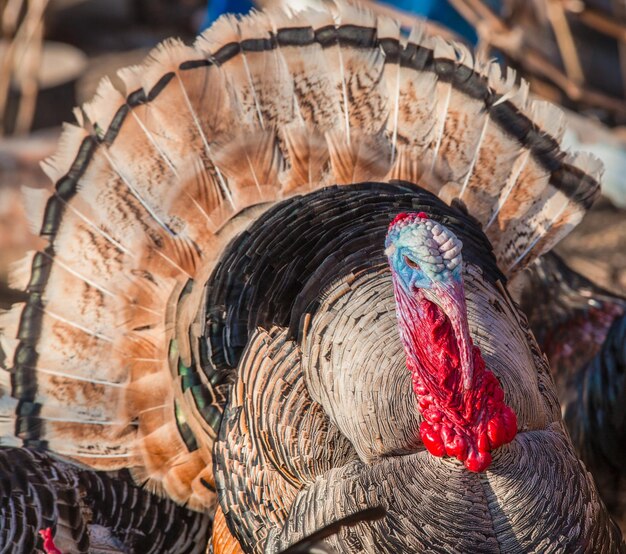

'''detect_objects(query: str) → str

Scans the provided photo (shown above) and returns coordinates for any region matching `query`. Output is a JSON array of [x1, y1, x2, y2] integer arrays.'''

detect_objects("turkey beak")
[[423, 280, 474, 390]]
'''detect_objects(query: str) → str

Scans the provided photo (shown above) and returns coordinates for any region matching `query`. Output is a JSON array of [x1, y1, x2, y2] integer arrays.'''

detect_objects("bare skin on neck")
[[386, 213, 517, 472]]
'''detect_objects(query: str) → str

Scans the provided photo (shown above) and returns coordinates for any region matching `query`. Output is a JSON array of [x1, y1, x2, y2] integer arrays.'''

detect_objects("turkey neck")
[[391, 272, 517, 472]]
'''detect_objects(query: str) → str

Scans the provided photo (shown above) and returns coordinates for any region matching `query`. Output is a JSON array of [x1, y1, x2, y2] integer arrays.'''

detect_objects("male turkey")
[[0, 3, 624, 552], [515, 252, 626, 532]]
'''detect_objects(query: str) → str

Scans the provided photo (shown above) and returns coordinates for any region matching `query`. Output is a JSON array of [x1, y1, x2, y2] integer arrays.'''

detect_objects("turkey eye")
[[404, 255, 420, 270]]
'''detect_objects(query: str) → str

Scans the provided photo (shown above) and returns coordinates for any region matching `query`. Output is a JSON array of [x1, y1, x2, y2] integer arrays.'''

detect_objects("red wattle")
[[39, 528, 62, 554], [395, 287, 517, 472]]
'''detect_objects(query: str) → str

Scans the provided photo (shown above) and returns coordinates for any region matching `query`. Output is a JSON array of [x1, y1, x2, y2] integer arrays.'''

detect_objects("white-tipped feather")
[[530, 99, 567, 142], [116, 64, 144, 95], [196, 13, 241, 54], [0, 303, 23, 341], [489, 66, 528, 109], [570, 150, 604, 179], [384, 25, 438, 186], [429, 37, 455, 173], [72, 106, 85, 127], [507, 149, 603, 271], [82, 77, 126, 134], [510, 189, 571, 265], [21, 187, 51, 235], [0, 334, 19, 369], [7, 251, 37, 291], [40, 123, 89, 183], [377, 15, 402, 164]]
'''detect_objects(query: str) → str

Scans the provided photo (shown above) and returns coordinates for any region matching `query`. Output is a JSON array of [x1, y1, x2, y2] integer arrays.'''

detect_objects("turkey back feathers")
[[0, 2, 603, 510]]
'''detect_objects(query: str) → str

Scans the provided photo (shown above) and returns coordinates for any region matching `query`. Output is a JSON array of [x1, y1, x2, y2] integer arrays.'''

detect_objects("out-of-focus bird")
[[514, 251, 626, 531], [0, 447, 211, 553], [0, 3, 623, 552]]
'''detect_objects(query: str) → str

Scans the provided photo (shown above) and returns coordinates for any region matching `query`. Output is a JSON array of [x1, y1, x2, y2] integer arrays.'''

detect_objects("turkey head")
[[386, 212, 516, 471]]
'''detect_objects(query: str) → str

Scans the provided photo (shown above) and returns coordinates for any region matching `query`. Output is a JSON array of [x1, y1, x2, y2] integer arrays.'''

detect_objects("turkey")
[[515, 251, 626, 532], [0, 447, 211, 553], [0, 2, 624, 552]]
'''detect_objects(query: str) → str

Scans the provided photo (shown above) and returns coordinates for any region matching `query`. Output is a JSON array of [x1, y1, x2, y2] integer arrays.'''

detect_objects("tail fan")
[[0, 2, 602, 511]]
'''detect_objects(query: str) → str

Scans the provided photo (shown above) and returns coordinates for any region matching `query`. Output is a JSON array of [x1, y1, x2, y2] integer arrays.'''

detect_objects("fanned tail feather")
[[0, 1, 602, 516]]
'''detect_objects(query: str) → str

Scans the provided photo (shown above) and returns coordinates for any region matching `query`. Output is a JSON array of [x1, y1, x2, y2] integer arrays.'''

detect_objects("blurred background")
[[0, 0, 625, 310]]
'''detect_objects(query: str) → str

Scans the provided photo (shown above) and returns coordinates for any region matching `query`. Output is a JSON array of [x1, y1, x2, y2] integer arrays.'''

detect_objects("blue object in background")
[[406, 0, 477, 44], [200, 0, 254, 30], [199, 0, 477, 45]]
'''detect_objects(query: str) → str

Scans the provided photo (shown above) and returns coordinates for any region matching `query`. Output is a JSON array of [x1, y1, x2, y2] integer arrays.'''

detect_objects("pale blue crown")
[[385, 216, 463, 291]]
